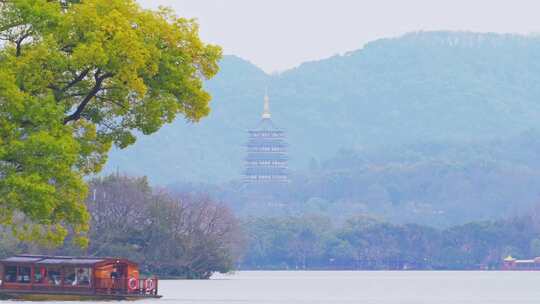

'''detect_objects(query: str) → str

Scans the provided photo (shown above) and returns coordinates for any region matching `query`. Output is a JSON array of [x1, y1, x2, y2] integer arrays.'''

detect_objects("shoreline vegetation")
[[1, 175, 243, 280], [2, 174, 540, 277], [240, 213, 540, 271]]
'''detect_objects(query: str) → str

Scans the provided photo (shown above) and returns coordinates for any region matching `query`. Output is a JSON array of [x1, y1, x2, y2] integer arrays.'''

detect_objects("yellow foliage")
[[0, 0, 221, 246]]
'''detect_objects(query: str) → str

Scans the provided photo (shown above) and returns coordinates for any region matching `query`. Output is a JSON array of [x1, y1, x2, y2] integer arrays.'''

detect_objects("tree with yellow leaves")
[[0, 0, 221, 246]]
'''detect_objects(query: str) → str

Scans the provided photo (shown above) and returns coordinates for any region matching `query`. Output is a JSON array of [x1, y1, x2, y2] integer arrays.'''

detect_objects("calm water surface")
[[5, 271, 540, 304]]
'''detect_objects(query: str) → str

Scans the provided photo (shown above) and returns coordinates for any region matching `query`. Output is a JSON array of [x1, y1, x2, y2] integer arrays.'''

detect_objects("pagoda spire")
[[262, 89, 271, 119]]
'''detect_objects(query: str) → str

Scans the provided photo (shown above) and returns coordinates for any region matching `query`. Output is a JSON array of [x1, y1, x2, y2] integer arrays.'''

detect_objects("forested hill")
[[105, 31, 540, 184]]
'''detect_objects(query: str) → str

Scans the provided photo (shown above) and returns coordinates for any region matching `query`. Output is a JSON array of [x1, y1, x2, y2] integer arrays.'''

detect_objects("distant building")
[[244, 92, 289, 183], [502, 255, 540, 270]]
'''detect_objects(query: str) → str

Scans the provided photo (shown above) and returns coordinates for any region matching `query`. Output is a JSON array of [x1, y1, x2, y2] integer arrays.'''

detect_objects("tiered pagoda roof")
[[244, 93, 289, 183]]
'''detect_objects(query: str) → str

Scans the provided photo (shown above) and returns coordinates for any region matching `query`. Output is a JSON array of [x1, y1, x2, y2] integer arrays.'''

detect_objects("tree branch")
[[15, 32, 30, 57], [61, 68, 91, 92], [49, 69, 91, 101], [96, 95, 129, 111], [63, 70, 113, 124]]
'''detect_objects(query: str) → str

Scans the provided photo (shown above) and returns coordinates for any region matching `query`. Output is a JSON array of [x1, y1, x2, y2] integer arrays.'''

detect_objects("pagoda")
[[244, 92, 289, 183]]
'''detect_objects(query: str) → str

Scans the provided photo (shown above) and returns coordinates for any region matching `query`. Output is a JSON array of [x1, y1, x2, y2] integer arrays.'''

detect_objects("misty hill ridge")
[[105, 31, 540, 184]]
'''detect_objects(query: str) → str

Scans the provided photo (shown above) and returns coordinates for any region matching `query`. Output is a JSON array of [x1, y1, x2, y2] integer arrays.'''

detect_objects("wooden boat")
[[0, 254, 162, 300]]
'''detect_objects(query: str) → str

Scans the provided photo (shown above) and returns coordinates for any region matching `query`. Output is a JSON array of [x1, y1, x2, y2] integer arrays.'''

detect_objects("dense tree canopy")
[[240, 214, 540, 270], [0, 0, 221, 245]]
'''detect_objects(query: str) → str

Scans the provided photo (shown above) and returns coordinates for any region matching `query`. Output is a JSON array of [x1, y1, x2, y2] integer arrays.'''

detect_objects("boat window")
[[75, 267, 91, 286], [4, 266, 17, 283], [34, 267, 46, 284], [17, 266, 31, 283], [64, 267, 77, 286], [46, 267, 61, 286]]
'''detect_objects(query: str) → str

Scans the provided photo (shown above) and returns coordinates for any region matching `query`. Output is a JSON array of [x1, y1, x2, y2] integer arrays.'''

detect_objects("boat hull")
[[0, 289, 162, 301]]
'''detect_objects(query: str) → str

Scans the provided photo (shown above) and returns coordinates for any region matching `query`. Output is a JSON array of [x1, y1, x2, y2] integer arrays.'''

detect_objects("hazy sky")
[[138, 0, 540, 73]]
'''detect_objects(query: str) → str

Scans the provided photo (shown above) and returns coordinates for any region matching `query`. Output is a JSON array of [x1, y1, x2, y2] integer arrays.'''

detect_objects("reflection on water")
[[8, 271, 540, 304]]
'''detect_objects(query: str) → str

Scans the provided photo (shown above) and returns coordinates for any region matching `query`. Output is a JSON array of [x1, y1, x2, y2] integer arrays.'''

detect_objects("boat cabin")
[[0, 254, 159, 299]]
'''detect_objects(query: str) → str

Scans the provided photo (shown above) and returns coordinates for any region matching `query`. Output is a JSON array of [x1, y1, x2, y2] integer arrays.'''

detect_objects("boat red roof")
[[0, 254, 134, 266]]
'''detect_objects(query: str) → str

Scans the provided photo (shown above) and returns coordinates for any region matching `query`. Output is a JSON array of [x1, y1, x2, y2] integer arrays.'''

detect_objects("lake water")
[[5, 271, 540, 304], [158, 271, 540, 304]]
